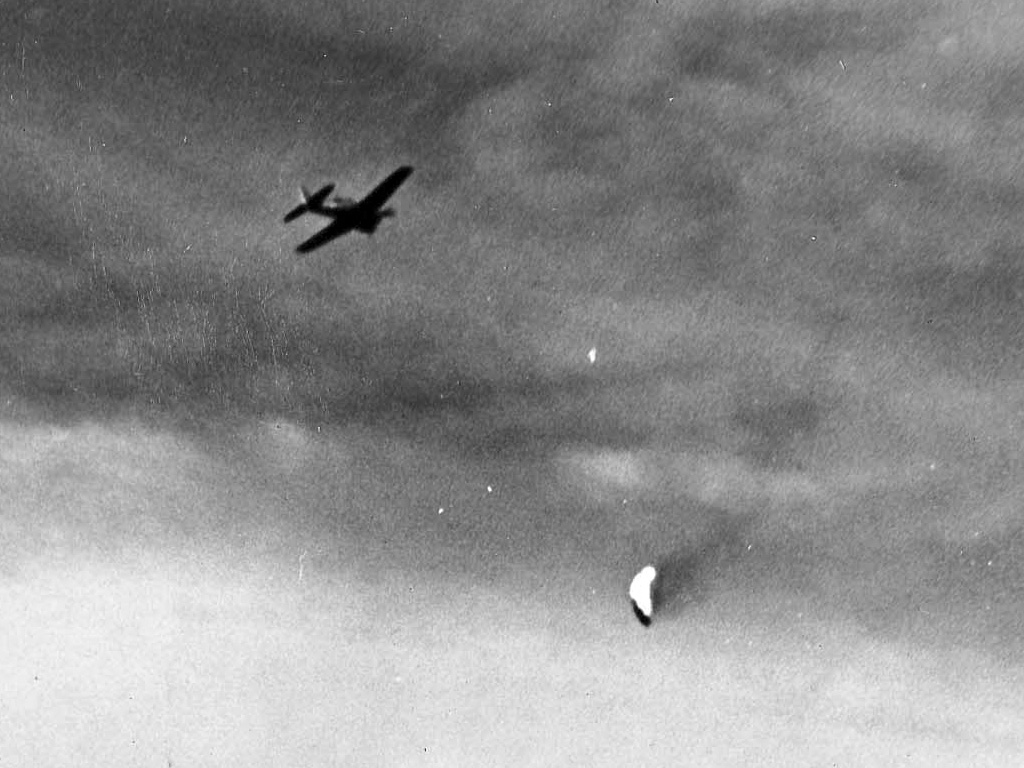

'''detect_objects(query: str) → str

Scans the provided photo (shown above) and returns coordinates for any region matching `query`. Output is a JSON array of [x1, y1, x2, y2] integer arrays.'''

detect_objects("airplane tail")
[[283, 183, 335, 223]]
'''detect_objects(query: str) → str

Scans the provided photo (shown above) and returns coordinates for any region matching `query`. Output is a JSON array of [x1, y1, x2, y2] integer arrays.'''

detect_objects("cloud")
[[0, 0, 949, 417], [2, 403, 1023, 765], [6, 3, 1024, 763], [3, 0, 1024, 654]]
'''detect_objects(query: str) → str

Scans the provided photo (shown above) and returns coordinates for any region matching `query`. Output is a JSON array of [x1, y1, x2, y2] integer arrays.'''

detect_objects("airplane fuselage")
[[310, 200, 394, 234]]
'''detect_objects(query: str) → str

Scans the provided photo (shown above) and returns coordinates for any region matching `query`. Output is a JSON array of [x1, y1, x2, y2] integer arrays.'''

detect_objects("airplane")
[[284, 165, 413, 254]]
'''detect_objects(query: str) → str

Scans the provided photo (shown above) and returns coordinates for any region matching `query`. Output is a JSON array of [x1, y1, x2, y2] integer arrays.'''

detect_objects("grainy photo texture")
[[2, 0, 1023, 765]]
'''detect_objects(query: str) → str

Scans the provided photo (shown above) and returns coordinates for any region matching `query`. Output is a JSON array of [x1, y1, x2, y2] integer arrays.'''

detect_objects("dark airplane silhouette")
[[284, 166, 413, 254]]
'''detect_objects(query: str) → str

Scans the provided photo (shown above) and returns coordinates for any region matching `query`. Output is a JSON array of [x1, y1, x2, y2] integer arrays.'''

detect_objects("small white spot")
[[587, 347, 597, 364], [486, 486, 492, 493], [438, 507, 444, 515]]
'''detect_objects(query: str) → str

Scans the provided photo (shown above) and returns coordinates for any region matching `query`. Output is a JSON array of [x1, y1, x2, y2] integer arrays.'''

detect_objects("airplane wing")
[[295, 218, 354, 254], [357, 166, 413, 212]]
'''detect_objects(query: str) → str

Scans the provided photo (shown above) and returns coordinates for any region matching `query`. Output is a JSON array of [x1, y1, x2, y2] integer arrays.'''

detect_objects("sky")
[[2, 0, 1024, 764]]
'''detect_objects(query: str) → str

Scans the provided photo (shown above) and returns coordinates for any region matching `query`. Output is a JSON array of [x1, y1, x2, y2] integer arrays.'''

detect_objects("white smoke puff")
[[628, 565, 657, 627]]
